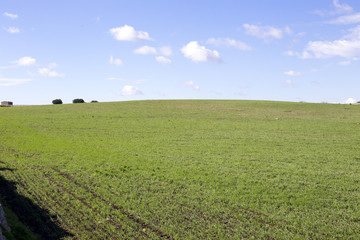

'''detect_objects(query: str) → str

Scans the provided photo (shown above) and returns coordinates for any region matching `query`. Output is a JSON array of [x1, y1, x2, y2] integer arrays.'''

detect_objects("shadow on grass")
[[0, 168, 73, 240]]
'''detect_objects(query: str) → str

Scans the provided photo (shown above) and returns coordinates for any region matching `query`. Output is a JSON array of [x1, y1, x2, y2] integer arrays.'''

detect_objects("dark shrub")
[[91, 100, 98, 103], [52, 99, 63, 104], [73, 99, 85, 103]]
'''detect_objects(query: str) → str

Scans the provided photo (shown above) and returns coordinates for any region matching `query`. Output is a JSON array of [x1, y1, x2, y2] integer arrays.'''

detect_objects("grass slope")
[[0, 100, 359, 239]]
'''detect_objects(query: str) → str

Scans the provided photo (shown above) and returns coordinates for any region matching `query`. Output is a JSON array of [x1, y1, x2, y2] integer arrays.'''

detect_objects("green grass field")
[[0, 100, 359, 239]]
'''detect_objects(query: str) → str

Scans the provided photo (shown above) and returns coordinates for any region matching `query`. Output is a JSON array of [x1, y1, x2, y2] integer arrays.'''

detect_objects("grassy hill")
[[0, 100, 359, 239]]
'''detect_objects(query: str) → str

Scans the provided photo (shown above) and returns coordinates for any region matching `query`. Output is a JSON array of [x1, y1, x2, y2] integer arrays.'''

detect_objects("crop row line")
[[1, 158, 133, 239], [221, 200, 330, 239], [0, 151, 156, 239], [0, 162, 78, 238], [41, 169, 147, 239], [24, 162, 148, 239], [51, 167, 174, 239]]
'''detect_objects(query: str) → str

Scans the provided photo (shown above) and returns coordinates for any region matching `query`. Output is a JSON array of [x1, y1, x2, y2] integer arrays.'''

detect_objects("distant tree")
[[91, 100, 98, 103], [52, 99, 63, 104], [73, 98, 85, 103]]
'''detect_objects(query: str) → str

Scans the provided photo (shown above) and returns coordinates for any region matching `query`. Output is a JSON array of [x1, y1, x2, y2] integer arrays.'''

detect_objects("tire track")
[[42, 171, 148, 239], [2, 160, 127, 239], [0, 149, 157, 239], [25, 164, 148, 239], [0, 164, 80, 239], [52, 168, 174, 240]]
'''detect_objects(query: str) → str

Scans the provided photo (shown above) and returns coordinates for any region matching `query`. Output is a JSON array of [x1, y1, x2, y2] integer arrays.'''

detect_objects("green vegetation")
[[1, 205, 39, 240], [0, 100, 359, 239], [52, 99, 63, 105], [72, 98, 85, 103]]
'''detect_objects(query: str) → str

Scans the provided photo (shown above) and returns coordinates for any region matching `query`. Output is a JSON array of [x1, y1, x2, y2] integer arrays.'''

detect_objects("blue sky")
[[1, 0, 360, 105]]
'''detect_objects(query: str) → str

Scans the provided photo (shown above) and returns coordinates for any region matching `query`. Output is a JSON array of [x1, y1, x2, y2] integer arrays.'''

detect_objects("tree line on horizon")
[[52, 99, 98, 104]]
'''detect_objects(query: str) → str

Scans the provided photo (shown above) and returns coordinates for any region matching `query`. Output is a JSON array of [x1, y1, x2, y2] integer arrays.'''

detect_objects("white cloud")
[[243, 24, 285, 40], [158, 46, 172, 56], [345, 98, 357, 104], [333, 0, 353, 14], [133, 45, 172, 56], [155, 56, 172, 64], [109, 56, 123, 66], [314, 0, 353, 17], [120, 85, 143, 96], [301, 40, 360, 59], [38, 68, 65, 77], [109, 25, 152, 41], [296, 26, 360, 59], [3, 12, 18, 19], [181, 41, 221, 63], [328, 13, 360, 24], [312, 10, 327, 17], [344, 25, 360, 40], [183, 81, 200, 91], [5, 27, 19, 34], [133, 46, 157, 55], [0, 78, 31, 86], [15, 56, 36, 66], [206, 38, 251, 51], [284, 70, 301, 76]]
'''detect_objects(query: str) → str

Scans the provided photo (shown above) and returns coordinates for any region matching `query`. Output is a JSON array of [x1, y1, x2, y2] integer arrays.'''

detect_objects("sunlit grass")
[[0, 100, 359, 239]]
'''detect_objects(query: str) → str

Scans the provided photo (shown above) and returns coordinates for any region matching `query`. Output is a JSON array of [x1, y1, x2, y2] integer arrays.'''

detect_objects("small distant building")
[[1, 101, 13, 107]]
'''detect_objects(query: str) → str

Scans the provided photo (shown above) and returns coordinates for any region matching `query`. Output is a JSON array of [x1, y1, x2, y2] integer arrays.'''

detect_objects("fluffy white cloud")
[[181, 41, 221, 63], [302, 40, 360, 59], [155, 56, 171, 64], [206, 38, 251, 51], [345, 98, 357, 104], [298, 25, 360, 59], [16, 56, 36, 66], [329, 13, 360, 24], [284, 70, 301, 76], [3, 12, 18, 19], [109, 25, 152, 41], [183, 81, 200, 90], [133, 46, 157, 55], [120, 85, 143, 96], [6, 27, 19, 34], [0, 78, 31, 86], [38, 68, 65, 77], [243, 24, 285, 40], [109, 56, 123, 66]]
